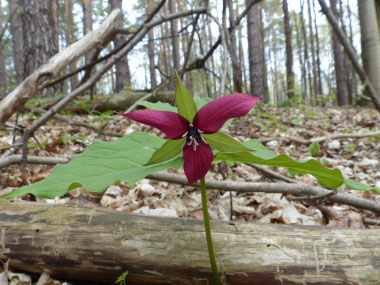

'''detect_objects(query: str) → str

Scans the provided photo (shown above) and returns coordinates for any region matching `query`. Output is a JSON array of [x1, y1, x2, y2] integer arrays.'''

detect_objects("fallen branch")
[[0, 9, 122, 127], [147, 172, 380, 213], [1, 200, 380, 283], [260, 130, 380, 145], [0, 155, 69, 169]]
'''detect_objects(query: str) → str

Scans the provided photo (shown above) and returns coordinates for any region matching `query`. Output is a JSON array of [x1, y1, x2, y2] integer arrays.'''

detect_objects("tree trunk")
[[246, 0, 268, 102], [110, 0, 132, 92], [1, 200, 380, 284], [307, 0, 319, 102], [312, 0, 323, 97], [330, 0, 349, 105], [169, 0, 180, 71], [20, 0, 58, 77], [358, 0, 380, 100], [9, 0, 24, 85], [282, 0, 295, 99], [0, 0, 7, 96], [65, 0, 79, 91], [227, 0, 243, 93], [147, 0, 157, 89], [294, 11, 306, 99]]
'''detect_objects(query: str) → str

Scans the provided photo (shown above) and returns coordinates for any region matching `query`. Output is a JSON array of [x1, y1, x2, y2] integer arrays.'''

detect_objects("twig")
[[146, 172, 380, 213], [287, 191, 335, 202], [246, 163, 296, 183], [0, 155, 70, 169]]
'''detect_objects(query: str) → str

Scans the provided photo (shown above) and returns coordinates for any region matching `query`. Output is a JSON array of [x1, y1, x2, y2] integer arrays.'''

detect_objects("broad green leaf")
[[243, 139, 277, 159], [309, 141, 320, 156], [145, 138, 184, 165], [175, 71, 197, 123], [344, 178, 380, 193], [214, 152, 344, 188], [138, 100, 177, 112], [203, 132, 253, 152], [194, 96, 212, 109], [1, 132, 183, 199]]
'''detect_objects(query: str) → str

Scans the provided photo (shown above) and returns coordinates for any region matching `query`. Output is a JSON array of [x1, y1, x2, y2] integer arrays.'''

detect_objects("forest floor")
[[0, 106, 380, 283]]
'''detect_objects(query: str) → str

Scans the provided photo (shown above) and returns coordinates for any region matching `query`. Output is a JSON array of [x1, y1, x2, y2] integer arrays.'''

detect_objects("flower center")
[[182, 124, 207, 151]]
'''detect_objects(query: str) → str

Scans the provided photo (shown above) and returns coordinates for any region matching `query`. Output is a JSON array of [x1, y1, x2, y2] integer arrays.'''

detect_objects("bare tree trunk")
[[2, 200, 380, 284], [236, 2, 247, 91], [247, 0, 267, 102], [283, 0, 295, 99], [307, 0, 319, 102], [347, 0, 358, 103], [20, 0, 58, 77], [9, 0, 24, 84], [0, 0, 7, 96], [227, 0, 243, 93], [294, 11, 306, 99], [312, 0, 323, 97], [147, 0, 157, 89], [358, 0, 380, 100], [110, 0, 131, 92], [169, 0, 180, 71], [82, 0, 93, 66], [330, 0, 349, 105], [65, 0, 79, 91]]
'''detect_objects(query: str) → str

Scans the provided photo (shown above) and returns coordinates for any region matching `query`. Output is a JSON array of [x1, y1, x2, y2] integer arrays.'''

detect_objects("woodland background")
[[0, 0, 380, 284]]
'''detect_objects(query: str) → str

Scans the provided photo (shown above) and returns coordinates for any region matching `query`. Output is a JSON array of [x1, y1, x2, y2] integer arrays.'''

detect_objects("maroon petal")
[[183, 140, 214, 184], [193, 93, 261, 133], [120, 110, 189, 139]]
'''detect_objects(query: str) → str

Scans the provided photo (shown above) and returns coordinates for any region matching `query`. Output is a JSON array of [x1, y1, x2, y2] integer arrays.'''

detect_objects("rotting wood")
[[0, 200, 379, 284], [0, 9, 122, 127]]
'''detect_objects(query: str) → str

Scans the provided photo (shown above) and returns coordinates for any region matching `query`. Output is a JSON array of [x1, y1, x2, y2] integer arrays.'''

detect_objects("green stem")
[[200, 177, 221, 284]]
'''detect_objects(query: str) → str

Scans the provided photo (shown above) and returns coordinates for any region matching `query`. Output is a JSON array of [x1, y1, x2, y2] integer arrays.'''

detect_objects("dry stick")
[[2, 7, 208, 159], [318, 0, 380, 112], [260, 130, 380, 145], [147, 172, 380, 213], [0, 155, 70, 169]]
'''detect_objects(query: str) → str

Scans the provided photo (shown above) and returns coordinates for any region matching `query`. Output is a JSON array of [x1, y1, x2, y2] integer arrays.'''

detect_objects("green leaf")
[[309, 141, 320, 156], [242, 139, 277, 159], [203, 132, 253, 152], [138, 101, 177, 112], [214, 152, 344, 188], [175, 71, 197, 123], [115, 270, 129, 283], [145, 138, 184, 165], [344, 178, 380, 193], [1, 132, 183, 199]]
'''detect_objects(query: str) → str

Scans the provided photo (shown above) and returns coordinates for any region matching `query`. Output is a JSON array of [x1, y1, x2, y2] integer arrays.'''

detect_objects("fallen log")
[[0, 200, 379, 284]]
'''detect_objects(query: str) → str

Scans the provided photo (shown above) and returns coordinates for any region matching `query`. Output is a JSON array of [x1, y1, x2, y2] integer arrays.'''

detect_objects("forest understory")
[[0, 105, 380, 284]]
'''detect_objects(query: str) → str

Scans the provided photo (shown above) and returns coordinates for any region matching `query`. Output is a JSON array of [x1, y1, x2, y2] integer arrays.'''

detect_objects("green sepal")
[[145, 138, 185, 165], [203, 132, 254, 153], [175, 71, 197, 123]]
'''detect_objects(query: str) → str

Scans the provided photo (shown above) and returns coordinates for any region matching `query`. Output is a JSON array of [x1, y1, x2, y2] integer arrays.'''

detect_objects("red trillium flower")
[[120, 93, 260, 184]]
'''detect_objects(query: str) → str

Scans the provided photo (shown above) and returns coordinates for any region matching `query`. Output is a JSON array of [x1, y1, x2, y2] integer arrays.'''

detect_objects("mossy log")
[[0, 200, 379, 284]]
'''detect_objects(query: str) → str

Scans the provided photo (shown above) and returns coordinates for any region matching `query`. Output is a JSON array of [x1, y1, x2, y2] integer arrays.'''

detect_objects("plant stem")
[[200, 177, 221, 284]]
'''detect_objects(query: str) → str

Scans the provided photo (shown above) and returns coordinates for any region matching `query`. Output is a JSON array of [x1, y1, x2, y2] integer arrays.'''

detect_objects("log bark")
[[0, 9, 121, 127], [1, 200, 379, 284]]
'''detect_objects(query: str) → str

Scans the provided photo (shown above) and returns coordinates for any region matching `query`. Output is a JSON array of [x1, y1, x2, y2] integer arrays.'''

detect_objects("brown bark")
[[110, 0, 131, 92], [1, 200, 380, 284], [330, 0, 349, 105], [65, 0, 79, 91], [0, 0, 7, 96], [0, 10, 122, 127], [307, 0, 319, 99], [20, 0, 58, 77], [147, 0, 157, 89], [227, 0, 243, 93], [282, 0, 295, 98], [9, 0, 24, 84], [169, 0, 180, 71], [246, 0, 267, 102]]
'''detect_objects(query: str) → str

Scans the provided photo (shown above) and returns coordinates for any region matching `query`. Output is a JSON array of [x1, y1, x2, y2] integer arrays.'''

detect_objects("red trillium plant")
[[120, 73, 260, 284]]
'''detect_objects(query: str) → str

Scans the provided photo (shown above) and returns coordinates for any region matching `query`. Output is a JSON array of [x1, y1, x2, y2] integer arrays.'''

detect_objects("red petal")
[[120, 110, 189, 139], [193, 93, 261, 133], [183, 140, 214, 184]]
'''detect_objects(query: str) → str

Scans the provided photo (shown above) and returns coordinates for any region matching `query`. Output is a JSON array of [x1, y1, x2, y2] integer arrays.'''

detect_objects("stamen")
[[200, 135, 208, 145], [182, 131, 188, 137]]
